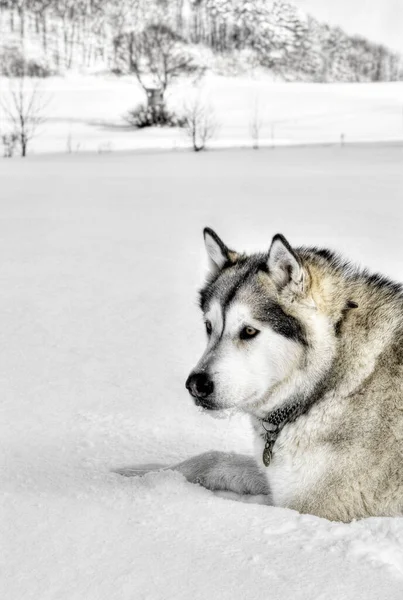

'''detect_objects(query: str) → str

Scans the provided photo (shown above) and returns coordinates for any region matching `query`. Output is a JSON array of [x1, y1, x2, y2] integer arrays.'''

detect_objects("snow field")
[[1, 145, 403, 599], [0, 74, 402, 154]]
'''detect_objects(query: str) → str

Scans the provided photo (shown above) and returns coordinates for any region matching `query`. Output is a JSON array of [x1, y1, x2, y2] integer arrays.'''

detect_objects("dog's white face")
[[185, 229, 308, 412], [194, 299, 303, 410]]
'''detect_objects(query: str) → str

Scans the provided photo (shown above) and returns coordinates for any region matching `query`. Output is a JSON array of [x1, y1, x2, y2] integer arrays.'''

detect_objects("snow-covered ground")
[[1, 145, 403, 599], [0, 74, 403, 154]]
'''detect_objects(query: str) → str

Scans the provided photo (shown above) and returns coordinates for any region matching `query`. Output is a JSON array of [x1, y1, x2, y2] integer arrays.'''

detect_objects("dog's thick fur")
[[121, 230, 403, 522]]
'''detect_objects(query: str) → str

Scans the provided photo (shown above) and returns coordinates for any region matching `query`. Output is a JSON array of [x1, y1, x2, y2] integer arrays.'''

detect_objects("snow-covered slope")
[[1, 75, 403, 154], [1, 146, 403, 599], [1, 0, 402, 81], [0, 0, 403, 82]]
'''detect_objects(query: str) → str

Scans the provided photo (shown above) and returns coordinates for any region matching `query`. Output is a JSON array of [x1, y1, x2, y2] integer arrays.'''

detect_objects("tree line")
[[0, 0, 402, 82]]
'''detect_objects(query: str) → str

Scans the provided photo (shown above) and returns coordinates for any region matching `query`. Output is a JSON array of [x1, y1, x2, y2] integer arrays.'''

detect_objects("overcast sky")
[[294, 0, 403, 53]]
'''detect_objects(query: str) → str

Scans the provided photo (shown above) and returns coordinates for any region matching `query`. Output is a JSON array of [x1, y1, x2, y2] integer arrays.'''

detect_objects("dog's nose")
[[185, 372, 214, 399]]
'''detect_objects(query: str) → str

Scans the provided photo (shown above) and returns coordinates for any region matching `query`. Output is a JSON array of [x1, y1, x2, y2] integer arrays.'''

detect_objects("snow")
[[1, 145, 403, 599], [1, 74, 403, 154]]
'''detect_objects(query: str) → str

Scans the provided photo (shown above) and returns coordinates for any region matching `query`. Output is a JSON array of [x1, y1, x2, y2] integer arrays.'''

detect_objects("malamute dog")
[[122, 229, 403, 522]]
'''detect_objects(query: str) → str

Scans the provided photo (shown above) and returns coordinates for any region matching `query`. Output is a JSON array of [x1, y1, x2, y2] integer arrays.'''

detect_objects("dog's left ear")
[[268, 234, 304, 291], [203, 228, 238, 273]]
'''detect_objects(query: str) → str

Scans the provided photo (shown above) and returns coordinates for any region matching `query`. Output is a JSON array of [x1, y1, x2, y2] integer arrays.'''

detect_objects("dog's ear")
[[268, 234, 304, 291], [203, 228, 237, 272]]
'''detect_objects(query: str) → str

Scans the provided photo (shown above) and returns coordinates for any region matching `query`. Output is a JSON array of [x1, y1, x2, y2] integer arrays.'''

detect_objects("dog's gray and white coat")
[[120, 229, 403, 522]]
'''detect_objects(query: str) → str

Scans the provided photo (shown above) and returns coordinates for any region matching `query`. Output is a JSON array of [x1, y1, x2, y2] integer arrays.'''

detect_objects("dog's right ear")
[[203, 228, 237, 273]]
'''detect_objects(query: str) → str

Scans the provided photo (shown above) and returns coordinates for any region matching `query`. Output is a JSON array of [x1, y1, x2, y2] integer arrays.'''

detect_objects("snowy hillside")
[[0, 0, 402, 82], [2, 145, 403, 599], [1, 74, 402, 154]]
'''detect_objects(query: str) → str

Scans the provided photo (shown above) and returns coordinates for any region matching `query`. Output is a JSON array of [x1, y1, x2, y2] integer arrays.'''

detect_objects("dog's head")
[[186, 228, 337, 413]]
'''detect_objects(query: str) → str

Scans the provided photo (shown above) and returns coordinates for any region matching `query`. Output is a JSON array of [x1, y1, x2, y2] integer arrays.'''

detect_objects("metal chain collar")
[[260, 402, 302, 467]]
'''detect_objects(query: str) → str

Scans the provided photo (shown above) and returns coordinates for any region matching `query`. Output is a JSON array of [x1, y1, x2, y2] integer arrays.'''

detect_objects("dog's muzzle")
[[185, 372, 218, 410]]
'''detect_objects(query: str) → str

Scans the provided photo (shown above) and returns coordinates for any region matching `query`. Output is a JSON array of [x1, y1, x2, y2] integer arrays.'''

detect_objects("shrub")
[[1, 132, 19, 158], [0, 42, 53, 77], [125, 103, 185, 129]]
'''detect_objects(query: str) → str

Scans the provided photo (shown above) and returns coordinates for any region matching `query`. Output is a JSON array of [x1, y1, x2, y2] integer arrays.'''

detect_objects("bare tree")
[[250, 96, 263, 149], [128, 24, 202, 105], [0, 78, 49, 157], [183, 95, 217, 152]]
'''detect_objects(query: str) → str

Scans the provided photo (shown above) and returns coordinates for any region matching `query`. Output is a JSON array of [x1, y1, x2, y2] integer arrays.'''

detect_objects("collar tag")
[[262, 442, 273, 467]]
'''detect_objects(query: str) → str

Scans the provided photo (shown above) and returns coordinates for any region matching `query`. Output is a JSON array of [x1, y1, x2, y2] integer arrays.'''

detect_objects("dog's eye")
[[205, 321, 212, 335], [240, 326, 259, 340]]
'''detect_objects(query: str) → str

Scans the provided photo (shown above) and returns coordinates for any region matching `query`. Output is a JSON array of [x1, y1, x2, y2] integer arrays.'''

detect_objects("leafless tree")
[[0, 78, 49, 157], [128, 23, 202, 103], [250, 96, 263, 149], [183, 95, 217, 152]]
